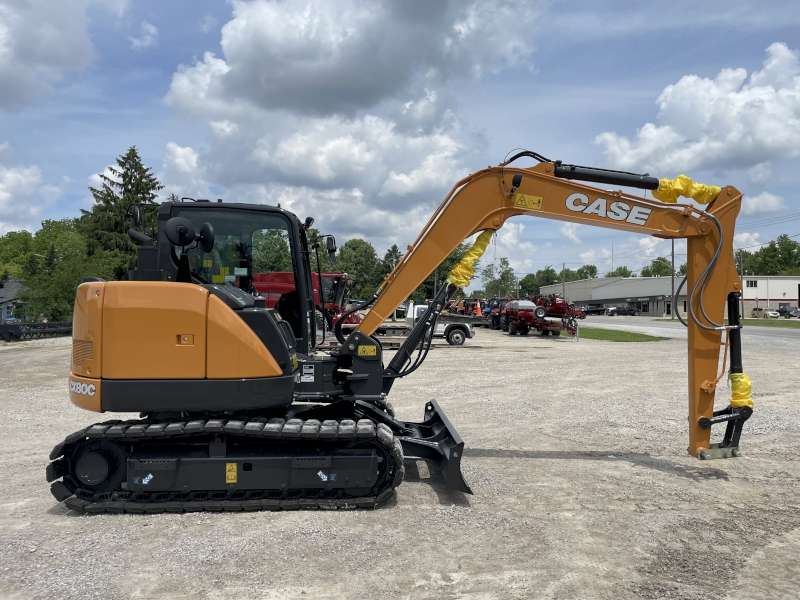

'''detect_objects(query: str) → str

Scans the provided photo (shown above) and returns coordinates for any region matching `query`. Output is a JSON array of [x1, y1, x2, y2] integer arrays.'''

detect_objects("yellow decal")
[[357, 345, 377, 356], [212, 275, 225, 283], [203, 259, 213, 267], [226, 462, 237, 484], [292, 354, 298, 370], [220, 266, 229, 276], [514, 193, 543, 210]]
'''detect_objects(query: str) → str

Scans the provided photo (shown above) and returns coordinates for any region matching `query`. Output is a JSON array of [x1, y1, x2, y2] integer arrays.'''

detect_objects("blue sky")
[[1, 0, 799, 287]]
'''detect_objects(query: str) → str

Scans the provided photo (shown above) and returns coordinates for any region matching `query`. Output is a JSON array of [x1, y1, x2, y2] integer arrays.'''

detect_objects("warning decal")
[[357, 345, 377, 356], [226, 462, 237, 484], [514, 193, 543, 210]]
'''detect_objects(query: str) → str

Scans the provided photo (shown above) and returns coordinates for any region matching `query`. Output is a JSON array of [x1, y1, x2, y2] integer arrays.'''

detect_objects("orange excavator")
[[47, 151, 753, 513]]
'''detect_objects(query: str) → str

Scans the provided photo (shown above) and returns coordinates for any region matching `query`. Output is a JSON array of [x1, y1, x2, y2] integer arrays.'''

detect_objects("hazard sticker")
[[357, 345, 377, 356], [514, 193, 543, 210], [226, 462, 237, 484]]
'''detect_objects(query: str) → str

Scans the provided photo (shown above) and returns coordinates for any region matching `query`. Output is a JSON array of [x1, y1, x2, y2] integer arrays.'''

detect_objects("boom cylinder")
[[553, 164, 660, 190]]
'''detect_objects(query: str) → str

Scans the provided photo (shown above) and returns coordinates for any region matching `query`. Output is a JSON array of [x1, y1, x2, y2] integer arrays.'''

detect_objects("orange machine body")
[[69, 281, 284, 412]]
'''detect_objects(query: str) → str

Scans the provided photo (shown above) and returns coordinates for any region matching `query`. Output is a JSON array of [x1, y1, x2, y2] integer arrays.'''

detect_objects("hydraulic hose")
[[334, 295, 377, 344]]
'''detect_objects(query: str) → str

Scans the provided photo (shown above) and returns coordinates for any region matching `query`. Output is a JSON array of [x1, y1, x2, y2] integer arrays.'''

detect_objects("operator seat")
[[275, 289, 302, 339]]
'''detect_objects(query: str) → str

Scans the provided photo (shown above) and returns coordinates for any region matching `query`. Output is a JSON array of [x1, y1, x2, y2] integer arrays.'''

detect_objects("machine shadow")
[[466, 448, 730, 482], [401, 460, 472, 507]]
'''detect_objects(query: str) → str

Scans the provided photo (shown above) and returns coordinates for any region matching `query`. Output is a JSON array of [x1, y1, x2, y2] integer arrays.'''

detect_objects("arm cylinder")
[[727, 292, 743, 374]]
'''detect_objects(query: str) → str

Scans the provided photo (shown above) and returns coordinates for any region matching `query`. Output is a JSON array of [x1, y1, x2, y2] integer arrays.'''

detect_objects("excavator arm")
[[348, 156, 750, 460]]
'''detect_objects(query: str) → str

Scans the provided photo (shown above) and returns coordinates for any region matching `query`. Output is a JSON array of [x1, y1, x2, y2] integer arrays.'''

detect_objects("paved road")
[[582, 315, 800, 342]]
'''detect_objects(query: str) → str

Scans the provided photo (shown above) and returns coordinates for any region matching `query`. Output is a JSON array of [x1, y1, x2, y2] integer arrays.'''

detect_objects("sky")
[[1, 0, 799, 290]]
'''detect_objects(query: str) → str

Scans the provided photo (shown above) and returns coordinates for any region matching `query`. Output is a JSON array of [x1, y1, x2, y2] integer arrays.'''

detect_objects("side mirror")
[[126, 203, 142, 227], [199, 222, 215, 253], [164, 217, 196, 247], [326, 236, 337, 266]]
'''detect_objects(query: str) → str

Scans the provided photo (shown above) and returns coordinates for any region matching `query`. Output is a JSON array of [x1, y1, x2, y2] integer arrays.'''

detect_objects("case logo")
[[565, 193, 652, 226], [70, 380, 96, 397]]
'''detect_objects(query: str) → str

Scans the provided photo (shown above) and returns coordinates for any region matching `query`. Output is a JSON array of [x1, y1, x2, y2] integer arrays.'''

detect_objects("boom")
[[349, 158, 749, 459]]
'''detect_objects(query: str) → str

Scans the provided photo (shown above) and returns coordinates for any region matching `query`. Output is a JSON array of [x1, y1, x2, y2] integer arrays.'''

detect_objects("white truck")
[[406, 302, 475, 345]]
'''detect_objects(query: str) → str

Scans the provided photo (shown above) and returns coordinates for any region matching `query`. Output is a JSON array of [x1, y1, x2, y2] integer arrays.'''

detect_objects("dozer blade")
[[398, 398, 473, 494]]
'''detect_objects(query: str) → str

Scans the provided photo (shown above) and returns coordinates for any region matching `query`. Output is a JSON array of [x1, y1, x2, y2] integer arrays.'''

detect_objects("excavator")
[[47, 151, 754, 513]]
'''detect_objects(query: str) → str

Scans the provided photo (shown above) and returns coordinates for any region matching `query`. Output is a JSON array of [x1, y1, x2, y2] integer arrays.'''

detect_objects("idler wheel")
[[76, 453, 109, 486], [72, 440, 126, 493]]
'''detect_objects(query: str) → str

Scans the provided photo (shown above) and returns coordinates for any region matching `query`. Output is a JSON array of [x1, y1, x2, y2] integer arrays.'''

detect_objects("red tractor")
[[488, 297, 519, 331], [251, 272, 360, 330]]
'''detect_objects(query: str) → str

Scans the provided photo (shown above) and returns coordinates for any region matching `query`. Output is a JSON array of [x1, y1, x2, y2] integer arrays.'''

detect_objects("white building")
[[540, 275, 800, 318]]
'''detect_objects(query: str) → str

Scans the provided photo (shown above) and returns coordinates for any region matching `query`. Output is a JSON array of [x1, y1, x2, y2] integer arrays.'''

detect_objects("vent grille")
[[72, 340, 94, 366]]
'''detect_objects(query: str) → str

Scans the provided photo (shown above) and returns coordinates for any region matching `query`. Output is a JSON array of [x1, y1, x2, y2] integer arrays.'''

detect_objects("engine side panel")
[[102, 282, 208, 380]]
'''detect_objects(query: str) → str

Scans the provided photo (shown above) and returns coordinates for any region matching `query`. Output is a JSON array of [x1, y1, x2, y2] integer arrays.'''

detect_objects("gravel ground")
[[1, 330, 798, 600]]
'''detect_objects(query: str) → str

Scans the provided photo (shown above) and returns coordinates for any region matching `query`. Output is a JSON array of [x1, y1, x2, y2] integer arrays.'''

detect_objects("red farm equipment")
[[506, 295, 586, 337]]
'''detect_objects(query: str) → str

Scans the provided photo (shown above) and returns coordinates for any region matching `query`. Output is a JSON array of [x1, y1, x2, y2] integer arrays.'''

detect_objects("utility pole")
[[562, 262, 566, 298], [671, 239, 675, 320], [611, 242, 614, 273]]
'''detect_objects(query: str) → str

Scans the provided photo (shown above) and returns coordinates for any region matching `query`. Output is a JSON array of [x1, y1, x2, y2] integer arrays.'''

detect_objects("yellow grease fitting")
[[446, 229, 494, 289], [729, 373, 754, 409], [652, 174, 721, 205], [226, 462, 237, 483]]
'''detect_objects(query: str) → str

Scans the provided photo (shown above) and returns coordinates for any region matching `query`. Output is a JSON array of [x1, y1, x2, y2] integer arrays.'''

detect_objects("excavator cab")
[[154, 201, 318, 351]]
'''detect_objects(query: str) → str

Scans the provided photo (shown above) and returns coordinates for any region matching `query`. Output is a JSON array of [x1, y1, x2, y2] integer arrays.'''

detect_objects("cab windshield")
[[321, 275, 343, 305], [173, 208, 296, 295]]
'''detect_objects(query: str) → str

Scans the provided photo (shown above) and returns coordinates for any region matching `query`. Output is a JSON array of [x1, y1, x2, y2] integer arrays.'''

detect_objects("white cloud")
[[741, 191, 786, 216], [200, 14, 217, 34], [0, 0, 126, 109], [0, 144, 61, 233], [162, 0, 543, 247], [560, 222, 581, 243], [734, 232, 763, 250], [164, 142, 198, 174], [167, 0, 541, 119], [747, 162, 772, 184], [596, 43, 800, 175], [129, 21, 158, 51], [579, 247, 611, 263]]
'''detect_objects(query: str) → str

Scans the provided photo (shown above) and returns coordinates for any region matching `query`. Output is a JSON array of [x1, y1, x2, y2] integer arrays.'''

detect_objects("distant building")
[[0, 278, 23, 323], [541, 275, 800, 318]]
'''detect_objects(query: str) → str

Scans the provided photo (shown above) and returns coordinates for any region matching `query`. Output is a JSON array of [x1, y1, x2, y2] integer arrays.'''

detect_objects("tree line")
[[0, 146, 473, 319], [2, 146, 798, 319]]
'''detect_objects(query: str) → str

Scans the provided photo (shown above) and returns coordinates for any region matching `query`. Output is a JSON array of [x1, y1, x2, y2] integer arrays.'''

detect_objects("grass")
[[655, 318, 800, 329], [577, 327, 669, 342]]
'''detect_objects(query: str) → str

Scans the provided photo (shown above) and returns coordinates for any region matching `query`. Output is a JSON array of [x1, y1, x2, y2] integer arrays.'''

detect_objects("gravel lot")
[[1, 329, 799, 600]]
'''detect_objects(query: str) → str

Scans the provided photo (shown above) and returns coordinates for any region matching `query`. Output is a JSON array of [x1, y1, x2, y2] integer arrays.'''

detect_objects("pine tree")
[[79, 146, 163, 279]]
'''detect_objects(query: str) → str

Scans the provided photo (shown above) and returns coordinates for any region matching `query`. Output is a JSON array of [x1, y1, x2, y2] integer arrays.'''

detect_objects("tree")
[[379, 244, 403, 279], [519, 273, 539, 296], [606, 266, 635, 277], [535, 266, 560, 287], [79, 146, 163, 279], [0, 230, 34, 278], [480, 257, 516, 297], [737, 234, 800, 276], [306, 228, 337, 273], [576, 264, 598, 280], [641, 256, 673, 277], [336, 238, 382, 299], [679, 263, 687, 276], [252, 229, 293, 273], [21, 220, 117, 320]]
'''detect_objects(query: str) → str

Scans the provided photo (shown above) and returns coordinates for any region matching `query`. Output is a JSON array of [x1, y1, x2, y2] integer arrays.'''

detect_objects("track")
[[47, 415, 405, 514]]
